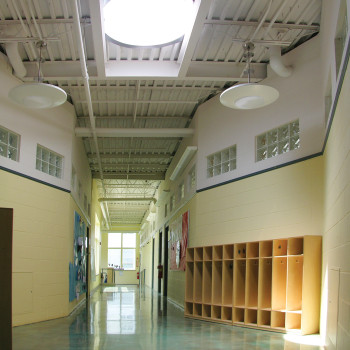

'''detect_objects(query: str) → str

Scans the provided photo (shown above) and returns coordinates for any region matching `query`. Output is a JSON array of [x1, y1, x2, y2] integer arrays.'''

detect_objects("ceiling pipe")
[[5, 43, 26, 78], [72, 0, 111, 228], [269, 46, 293, 78]]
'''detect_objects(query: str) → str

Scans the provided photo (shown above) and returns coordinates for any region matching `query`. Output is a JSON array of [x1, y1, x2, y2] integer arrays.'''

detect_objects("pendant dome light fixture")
[[8, 41, 67, 109], [220, 42, 279, 110]]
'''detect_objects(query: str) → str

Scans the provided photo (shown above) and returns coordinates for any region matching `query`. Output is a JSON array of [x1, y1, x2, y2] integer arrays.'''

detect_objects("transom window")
[[0, 125, 20, 161], [36, 145, 63, 178], [207, 145, 237, 178], [108, 232, 137, 270], [256, 120, 300, 162]]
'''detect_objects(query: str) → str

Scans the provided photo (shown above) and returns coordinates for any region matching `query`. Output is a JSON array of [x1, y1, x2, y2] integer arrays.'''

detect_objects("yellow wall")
[[140, 238, 153, 288], [322, 59, 350, 347]]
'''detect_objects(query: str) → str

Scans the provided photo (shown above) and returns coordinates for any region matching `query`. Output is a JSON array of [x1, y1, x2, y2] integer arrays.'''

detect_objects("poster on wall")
[[69, 211, 87, 302], [170, 210, 189, 271]]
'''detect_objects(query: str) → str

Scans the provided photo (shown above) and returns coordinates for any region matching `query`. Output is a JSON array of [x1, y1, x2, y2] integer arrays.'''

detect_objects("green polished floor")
[[13, 285, 325, 350]]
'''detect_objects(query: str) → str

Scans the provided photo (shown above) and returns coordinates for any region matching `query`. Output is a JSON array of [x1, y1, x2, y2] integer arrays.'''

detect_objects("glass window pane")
[[108, 233, 122, 248], [123, 233, 136, 248], [0, 129, 8, 143], [9, 133, 18, 147], [0, 144, 7, 157], [108, 249, 121, 267], [122, 249, 135, 270]]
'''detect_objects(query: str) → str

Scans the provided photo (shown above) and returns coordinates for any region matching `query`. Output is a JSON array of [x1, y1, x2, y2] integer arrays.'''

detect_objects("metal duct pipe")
[[269, 46, 293, 78], [5, 43, 26, 78]]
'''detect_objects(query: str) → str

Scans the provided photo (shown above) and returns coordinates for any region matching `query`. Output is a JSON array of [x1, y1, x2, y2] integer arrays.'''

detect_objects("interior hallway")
[[12, 285, 324, 350]]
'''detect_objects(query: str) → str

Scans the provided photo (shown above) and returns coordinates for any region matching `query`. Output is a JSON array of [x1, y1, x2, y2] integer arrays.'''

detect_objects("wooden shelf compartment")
[[246, 259, 259, 308], [273, 239, 288, 256], [247, 242, 259, 258], [245, 309, 258, 326], [203, 246, 212, 261], [259, 240, 273, 257], [194, 261, 203, 303], [223, 244, 234, 259], [185, 302, 193, 316], [187, 248, 194, 262], [185, 262, 194, 302], [213, 245, 223, 260], [194, 247, 203, 261], [202, 261, 212, 304], [222, 306, 232, 322], [287, 237, 303, 255], [202, 304, 211, 318], [193, 303, 202, 317], [258, 258, 272, 309], [271, 257, 287, 311], [286, 256, 303, 311], [233, 307, 245, 324], [234, 243, 246, 259], [212, 305, 222, 320], [271, 311, 286, 329], [234, 260, 246, 307], [212, 261, 222, 305], [286, 312, 301, 332], [258, 310, 271, 328], [222, 260, 233, 306]]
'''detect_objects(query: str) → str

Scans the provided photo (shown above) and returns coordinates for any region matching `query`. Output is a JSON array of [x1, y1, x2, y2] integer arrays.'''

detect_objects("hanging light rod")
[[220, 42, 279, 110]]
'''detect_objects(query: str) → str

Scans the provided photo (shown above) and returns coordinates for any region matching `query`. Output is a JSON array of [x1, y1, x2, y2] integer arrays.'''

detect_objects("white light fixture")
[[170, 146, 197, 181], [103, 0, 194, 47], [220, 42, 279, 110], [8, 41, 67, 109]]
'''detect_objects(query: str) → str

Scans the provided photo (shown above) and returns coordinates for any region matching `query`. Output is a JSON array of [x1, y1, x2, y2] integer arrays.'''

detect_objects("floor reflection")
[[12, 285, 325, 350]]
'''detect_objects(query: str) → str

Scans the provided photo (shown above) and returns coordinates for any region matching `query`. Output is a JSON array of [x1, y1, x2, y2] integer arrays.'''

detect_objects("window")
[[36, 145, 63, 178], [164, 203, 168, 218], [108, 232, 137, 270], [188, 166, 196, 190], [170, 194, 175, 212], [179, 182, 185, 200], [207, 145, 236, 178], [256, 120, 300, 162], [71, 166, 76, 191], [0, 125, 20, 161], [95, 214, 101, 276]]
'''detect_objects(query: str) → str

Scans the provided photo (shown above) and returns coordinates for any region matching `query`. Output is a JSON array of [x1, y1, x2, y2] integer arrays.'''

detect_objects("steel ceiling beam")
[[75, 127, 194, 138], [92, 172, 165, 180], [87, 153, 173, 159]]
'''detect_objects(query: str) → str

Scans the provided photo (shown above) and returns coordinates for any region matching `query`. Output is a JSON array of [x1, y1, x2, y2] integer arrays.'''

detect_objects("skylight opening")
[[103, 0, 194, 48]]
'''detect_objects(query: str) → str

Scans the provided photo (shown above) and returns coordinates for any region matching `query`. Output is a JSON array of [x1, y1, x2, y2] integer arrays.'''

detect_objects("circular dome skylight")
[[103, 0, 194, 48]]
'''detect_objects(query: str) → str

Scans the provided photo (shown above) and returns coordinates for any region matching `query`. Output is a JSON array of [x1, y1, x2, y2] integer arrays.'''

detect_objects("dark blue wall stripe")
[[0, 165, 71, 193]]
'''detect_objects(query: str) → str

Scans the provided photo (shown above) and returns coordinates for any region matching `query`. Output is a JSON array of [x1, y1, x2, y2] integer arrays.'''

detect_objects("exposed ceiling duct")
[[5, 43, 26, 78], [269, 46, 293, 78]]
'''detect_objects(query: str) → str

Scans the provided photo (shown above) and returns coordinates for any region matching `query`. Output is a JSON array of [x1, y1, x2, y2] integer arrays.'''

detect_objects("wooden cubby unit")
[[258, 258, 272, 309], [288, 237, 303, 255], [212, 261, 222, 305], [203, 261, 212, 304], [258, 310, 271, 328], [273, 239, 287, 256], [271, 311, 285, 329], [194, 303, 202, 317], [185, 302, 193, 316], [234, 260, 246, 307], [185, 262, 194, 302], [223, 244, 234, 259], [187, 248, 194, 262], [234, 243, 246, 259], [194, 247, 203, 261], [246, 259, 259, 308], [245, 309, 258, 326], [271, 257, 287, 311], [247, 242, 259, 258], [202, 304, 211, 318], [213, 245, 223, 260], [233, 307, 245, 324], [185, 236, 322, 335], [222, 307, 232, 322], [212, 305, 221, 320], [222, 260, 233, 306], [203, 246, 212, 261], [194, 262, 203, 303], [259, 240, 272, 257]]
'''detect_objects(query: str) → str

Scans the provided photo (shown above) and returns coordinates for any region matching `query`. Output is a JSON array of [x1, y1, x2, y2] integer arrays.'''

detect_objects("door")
[[151, 238, 155, 290], [163, 225, 169, 296], [158, 230, 162, 293]]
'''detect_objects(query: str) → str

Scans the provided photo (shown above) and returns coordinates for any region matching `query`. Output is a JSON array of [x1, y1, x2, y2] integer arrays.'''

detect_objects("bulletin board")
[[69, 211, 87, 302], [169, 210, 189, 271]]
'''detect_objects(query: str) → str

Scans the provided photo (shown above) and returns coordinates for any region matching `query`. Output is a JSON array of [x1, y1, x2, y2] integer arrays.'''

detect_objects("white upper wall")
[[195, 33, 325, 191]]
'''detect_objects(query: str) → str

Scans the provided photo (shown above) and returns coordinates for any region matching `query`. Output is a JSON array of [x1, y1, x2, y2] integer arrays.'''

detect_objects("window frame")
[[36, 144, 63, 178], [0, 125, 20, 162]]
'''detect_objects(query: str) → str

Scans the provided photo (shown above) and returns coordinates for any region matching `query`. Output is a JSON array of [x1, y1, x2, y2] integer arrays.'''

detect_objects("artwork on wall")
[[170, 210, 189, 271], [69, 211, 87, 302]]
